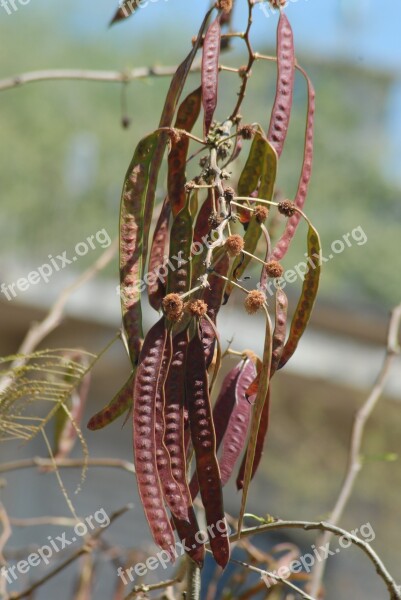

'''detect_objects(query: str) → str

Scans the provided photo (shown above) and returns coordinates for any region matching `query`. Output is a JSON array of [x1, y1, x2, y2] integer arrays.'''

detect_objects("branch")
[[0, 457, 135, 476], [232, 520, 401, 600], [0, 65, 199, 93], [0, 240, 117, 395], [7, 505, 132, 600], [309, 303, 401, 597]]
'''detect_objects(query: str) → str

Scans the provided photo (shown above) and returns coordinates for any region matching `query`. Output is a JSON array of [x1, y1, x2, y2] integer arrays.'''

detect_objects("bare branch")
[[0, 240, 117, 395], [232, 519, 401, 600], [309, 303, 401, 597], [0, 457, 135, 476]]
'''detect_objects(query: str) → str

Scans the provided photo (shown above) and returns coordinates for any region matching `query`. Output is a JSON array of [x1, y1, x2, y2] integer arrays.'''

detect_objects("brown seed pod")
[[132, 317, 175, 556], [244, 290, 266, 315], [225, 234, 244, 257], [162, 293, 184, 322], [186, 328, 230, 569], [278, 199, 296, 217], [265, 260, 284, 279], [165, 331, 205, 567]]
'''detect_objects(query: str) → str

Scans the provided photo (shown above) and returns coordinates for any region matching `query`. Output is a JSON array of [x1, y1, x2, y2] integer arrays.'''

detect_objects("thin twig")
[[0, 240, 117, 395], [0, 457, 135, 476], [7, 505, 132, 600], [309, 303, 401, 597], [232, 520, 401, 600]]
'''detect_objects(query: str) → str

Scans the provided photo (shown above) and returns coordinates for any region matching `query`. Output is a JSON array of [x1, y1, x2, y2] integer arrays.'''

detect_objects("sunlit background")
[[0, 1, 400, 598]]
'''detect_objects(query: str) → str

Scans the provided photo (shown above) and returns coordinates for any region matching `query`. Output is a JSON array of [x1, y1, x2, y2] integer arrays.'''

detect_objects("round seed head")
[[239, 125, 255, 140], [265, 260, 284, 278], [225, 234, 244, 257], [244, 290, 266, 315], [185, 299, 208, 318], [254, 205, 269, 223], [217, 0, 232, 12], [278, 200, 297, 217], [162, 294, 184, 322]]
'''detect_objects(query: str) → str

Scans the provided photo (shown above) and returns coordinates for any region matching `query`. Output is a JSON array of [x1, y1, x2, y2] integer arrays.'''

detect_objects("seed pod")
[[236, 386, 270, 490], [237, 311, 273, 529], [154, 331, 190, 522], [186, 328, 230, 569], [166, 197, 193, 296], [272, 68, 315, 260], [202, 252, 229, 367], [238, 290, 288, 486], [279, 225, 321, 368], [120, 132, 160, 365], [193, 189, 214, 245], [202, 16, 222, 136], [267, 13, 295, 158], [132, 317, 175, 555], [165, 330, 205, 566], [168, 87, 202, 217], [189, 358, 243, 501], [148, 197, 171, 312], [87, 372, 134, 431], [219, 358, 256, 486], [271, 288, 288, 374]]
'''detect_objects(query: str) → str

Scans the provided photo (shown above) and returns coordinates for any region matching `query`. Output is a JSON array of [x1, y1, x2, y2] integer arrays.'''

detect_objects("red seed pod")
[[267, 13, 295, 158], [87, 372, 134, 431], [272, 68, 315, 261], [148, 197, 171, 312], [186, 328, 230, 569], [219, 358, 256, 486], [155, 332, 189, 522], [165, 330, 205, 567], [202, 253, 230, 367], [168, 87, 202, 217], [193, 189, 214, 246], [237, 290, 287, 487], [189, 359, 245, 500], [202, 16, 222, 137], [132, 317, 176, 556], [236, 386, 270, 490]]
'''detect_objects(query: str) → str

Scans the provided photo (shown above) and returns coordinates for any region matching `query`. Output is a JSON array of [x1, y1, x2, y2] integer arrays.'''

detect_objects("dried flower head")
[[209, 212, 223, 228], [169, 128, 182, 145], [239, 125, 255, 140], [278, 199, 297, 217], [244, 290, 266, 315], [162, 294, 184, 322], [224, 186, 235, 201], [265, 260, 284, 278], [225, 234, 244, 257], [217, 0, 232, 12], [184, 180, 196, 192], [254, 205, 269, 223], [269, 0, 287, 8], [185, 299, 208, 318]]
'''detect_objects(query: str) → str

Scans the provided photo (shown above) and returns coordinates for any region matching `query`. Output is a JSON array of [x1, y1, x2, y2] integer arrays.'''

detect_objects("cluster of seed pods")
[[90, 0, 321, 572]]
